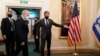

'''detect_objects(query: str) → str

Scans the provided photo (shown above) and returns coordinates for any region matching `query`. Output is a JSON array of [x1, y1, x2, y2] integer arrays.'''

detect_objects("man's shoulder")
[[3, 17, 8, 19], [16, 17, 22, 21], [18, 16, 22, 19], [48, 18, 53, 22], [48, 18, 52, 20], [2, 17, 8, 21], [41, 18, 44, 20], [16, 18, 22, 23], [39, 18, 44, 22]]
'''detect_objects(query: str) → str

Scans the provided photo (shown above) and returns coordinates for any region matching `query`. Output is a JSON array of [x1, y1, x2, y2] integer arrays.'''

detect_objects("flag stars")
[[72, 3, 79, 18]]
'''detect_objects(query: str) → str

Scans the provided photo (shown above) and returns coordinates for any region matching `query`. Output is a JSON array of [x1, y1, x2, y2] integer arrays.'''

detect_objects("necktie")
[[10, 19, 15, 31], [46, 19, 49, 25]]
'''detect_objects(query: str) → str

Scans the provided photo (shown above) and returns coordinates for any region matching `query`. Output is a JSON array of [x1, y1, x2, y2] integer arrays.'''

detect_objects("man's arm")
[[35, 19, 42, 27], [1, 18, 7, 39], [51, 19, 69, 28], [16, 19, 28, 46], [15, 19, 25, 42], [1, 18, 6, 35], [51, 19, 63, 27]]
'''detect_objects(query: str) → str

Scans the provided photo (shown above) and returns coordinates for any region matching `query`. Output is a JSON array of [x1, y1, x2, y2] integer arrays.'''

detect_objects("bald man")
[[1, 11, 15, 56], [14, 10, 29, 56]]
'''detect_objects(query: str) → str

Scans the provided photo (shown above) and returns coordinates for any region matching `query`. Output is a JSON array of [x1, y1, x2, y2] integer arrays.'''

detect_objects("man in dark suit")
[[1, 11, 15, 56], [14, 10, 29, 56], [37, 11, 68, 56], [33, 17, 40, 52]]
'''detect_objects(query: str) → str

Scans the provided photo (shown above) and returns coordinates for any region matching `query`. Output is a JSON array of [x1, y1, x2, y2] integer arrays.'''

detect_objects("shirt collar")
[[21, 15, 28, 21], [8, 17, 12, 20], [21, 15, 25, 20]]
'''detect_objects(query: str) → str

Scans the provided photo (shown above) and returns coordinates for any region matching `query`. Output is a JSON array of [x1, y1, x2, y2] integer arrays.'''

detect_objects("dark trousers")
[[33, 29, 40, 51], [34, 35, 39, 51], [5, 34, 15, 56], [41, 34, 51, 56], [14, 41, 28, 56]]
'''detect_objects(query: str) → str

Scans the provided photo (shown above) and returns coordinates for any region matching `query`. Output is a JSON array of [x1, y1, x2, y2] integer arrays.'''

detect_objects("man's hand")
[[3, 35, 6, 40], [36, 36, 39, 39], [21, 42, 25, 46], [64, 25, 69, 28]]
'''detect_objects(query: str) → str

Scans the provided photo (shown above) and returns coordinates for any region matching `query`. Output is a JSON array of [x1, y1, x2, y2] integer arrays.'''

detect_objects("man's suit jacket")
[[1, 17, 15, 38], [37, 18, 63, 39], [33, 21, 40, 36], [15, 16, 29, 42]]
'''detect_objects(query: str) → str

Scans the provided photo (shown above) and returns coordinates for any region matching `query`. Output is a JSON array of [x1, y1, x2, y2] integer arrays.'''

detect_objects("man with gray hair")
[[14, 10, 29, 56]]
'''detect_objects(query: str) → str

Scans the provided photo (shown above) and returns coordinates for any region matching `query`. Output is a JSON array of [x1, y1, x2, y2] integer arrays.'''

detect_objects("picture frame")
[[60, 0, 80, 38]]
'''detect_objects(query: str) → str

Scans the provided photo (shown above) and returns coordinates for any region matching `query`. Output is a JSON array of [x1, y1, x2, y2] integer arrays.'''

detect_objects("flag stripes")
[[68, 2, 81, 45]]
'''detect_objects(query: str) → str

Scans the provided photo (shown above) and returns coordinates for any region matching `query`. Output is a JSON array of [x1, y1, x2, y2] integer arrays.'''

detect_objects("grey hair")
[[21, 10, 29, 15]]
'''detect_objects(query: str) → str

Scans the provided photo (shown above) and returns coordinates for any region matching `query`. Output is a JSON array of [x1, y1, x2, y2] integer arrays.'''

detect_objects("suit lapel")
[[43, 19, 46, 26], [6, 17, 12, 26], [43, 18, 50, 26], [20, 16, 26, 24]]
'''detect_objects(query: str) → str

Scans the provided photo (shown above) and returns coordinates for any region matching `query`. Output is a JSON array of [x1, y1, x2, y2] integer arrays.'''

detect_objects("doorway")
[[7, 7, 41, 42]]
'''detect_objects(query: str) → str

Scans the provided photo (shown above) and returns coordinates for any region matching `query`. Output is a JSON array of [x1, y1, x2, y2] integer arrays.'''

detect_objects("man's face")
[[44, 13, 49, 17], [7, 11, 12, 18], [44, 12, 50, 19], [24, 11, 29, 17], [23, 10, 29, 19]]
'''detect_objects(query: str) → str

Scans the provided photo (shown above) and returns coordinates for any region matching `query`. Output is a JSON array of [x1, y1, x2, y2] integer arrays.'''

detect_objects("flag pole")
[[73, 0, 79, 55], [73, 43, 78, 56]]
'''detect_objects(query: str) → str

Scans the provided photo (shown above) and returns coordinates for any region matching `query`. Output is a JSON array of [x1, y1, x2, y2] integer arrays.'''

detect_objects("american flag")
[[68, 2, 81, 45]]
